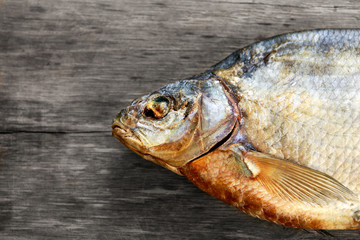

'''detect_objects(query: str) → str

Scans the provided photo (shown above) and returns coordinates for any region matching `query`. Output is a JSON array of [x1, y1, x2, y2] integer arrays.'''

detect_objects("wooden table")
[[0, 0, 359, 239]]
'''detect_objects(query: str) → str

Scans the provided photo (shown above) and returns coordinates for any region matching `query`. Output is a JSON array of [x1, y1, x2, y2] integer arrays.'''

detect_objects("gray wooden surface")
[[1, 0, 360, 239]]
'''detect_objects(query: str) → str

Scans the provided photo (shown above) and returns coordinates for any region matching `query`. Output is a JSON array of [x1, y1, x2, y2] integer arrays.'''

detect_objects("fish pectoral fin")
[[234, 149, 357, 206]]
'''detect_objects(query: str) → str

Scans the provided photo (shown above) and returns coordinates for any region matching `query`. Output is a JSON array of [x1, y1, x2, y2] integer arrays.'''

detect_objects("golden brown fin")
[[242, 150, 357, 207]]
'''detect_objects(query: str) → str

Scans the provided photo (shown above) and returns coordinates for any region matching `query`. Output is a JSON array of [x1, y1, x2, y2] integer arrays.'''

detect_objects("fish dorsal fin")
[[240, 150, 357, 207]]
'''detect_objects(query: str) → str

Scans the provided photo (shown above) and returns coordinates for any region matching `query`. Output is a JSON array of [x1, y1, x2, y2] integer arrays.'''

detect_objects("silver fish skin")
[[212, 29, 360, 195]]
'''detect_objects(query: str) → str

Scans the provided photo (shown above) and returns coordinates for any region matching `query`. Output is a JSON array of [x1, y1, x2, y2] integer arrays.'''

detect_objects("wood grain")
[[0, 0, 360, 239]]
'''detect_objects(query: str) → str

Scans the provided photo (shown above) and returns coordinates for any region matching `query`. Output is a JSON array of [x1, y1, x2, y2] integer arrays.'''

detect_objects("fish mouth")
[[112, 120, 151, 160], [112, 120, 164, 164], [112, 121, 128, 139], [112, 121, 140, 145]]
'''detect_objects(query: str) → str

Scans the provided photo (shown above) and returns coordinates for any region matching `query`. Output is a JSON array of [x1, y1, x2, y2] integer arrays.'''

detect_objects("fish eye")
[[143, 95, 170, 119]]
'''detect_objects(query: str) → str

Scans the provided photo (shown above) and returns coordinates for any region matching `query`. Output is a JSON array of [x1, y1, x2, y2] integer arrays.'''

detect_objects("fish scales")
[[113, 29, 360, 229], [214, 29, 360, 194]]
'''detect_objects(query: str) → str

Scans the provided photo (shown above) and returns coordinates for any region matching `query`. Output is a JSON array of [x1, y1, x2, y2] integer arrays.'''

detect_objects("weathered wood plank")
[[0, 0, 360, 239]]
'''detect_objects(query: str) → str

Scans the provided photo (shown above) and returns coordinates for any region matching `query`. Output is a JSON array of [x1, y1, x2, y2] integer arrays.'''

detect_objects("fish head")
[[112, 76, 239, 174]]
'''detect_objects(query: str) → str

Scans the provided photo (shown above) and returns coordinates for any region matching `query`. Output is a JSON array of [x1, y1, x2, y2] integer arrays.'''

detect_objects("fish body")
[[113, 29, 360, 229]]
